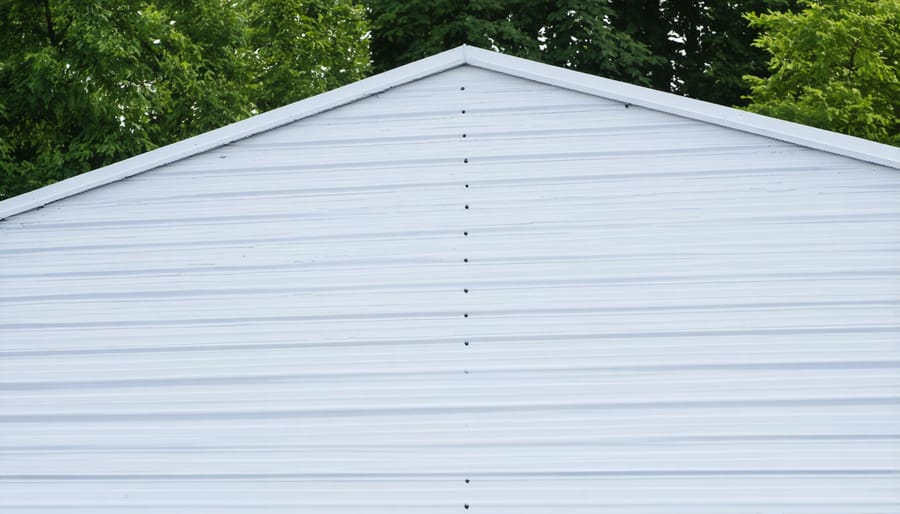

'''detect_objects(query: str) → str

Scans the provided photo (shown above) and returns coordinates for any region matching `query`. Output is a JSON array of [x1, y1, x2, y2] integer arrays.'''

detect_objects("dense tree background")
[[0, 0, 369, 200], [369, 0, 800, 104], [744, 0, 899, 145], [611, 0, 802, 105], [368, 0, 665, 87], [1, 0, 897, 201]]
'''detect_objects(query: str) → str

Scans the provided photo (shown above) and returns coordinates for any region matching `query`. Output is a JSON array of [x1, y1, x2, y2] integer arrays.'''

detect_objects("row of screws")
[[462, 86, 471, 511]]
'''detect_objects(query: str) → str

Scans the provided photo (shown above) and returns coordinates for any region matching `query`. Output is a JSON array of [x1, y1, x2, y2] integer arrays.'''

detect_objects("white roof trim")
[[2, 45, 897, 220]]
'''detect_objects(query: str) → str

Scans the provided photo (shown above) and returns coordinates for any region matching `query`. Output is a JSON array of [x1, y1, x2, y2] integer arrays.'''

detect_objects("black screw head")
[[463, 232, 468, 236], [464, 158, 468, 163], [463, 289, 469, 293], [461, 110, 466, 114], [465, 479, 470, 483], [464, 341, 469, 346], [463, 258, 469, 263], [463, 313, 468, 318], [464, 504, 470, 509]]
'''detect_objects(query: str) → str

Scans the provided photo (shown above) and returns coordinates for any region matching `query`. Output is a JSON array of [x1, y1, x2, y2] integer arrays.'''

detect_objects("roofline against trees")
[[2, 45, 897, 220]]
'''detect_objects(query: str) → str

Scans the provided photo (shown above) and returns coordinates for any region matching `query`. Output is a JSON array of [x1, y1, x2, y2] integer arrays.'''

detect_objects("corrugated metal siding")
[[1, 65, 899, 512]]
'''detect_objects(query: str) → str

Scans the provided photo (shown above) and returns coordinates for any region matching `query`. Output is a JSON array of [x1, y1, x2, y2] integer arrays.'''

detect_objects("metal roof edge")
[[0, 47, 468, 220], [462, 46, 900, 171]]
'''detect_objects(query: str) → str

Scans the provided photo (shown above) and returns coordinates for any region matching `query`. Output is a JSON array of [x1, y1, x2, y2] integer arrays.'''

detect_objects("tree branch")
[[43, 0, 57, 46]]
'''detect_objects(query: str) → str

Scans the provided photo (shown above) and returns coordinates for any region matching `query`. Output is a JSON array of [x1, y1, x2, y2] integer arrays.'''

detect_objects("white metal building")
[[1, 46, 899, 513]]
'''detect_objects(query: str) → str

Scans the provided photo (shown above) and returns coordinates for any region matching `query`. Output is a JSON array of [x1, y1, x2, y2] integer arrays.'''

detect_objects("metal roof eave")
[[2, 45, 897, 220]]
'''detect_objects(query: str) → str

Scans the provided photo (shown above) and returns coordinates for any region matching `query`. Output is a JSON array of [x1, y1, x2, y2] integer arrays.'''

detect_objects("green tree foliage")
[[606, 0, 673, 91], [246, 0, 370, 112], [369, 1, 799, 105], [0, 0, 369, 200], [368, 0, 663, 85], [367, 0, 531, 73], [744, 0, 900, 145], [610, 0, 799, 105], [513, 0, 667, 86]]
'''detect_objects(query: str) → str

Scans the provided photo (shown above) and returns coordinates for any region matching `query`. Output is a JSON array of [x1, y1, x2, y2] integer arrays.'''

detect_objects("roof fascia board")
[[463, 46, 900, 170], [0, 47, 468, 220]]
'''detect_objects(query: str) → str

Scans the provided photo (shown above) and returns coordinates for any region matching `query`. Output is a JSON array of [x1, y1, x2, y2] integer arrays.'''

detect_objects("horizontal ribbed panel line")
[[12, 211, 343, 230], [2, 323, 895, 342], [9, 209, 900, 235], [233, 123, 700, 148], [1, 502, 894, 511], [2, 266, 893, 285], [1, 470, 896, 481], [0, 229, 451, 255], [5, 434, 899, 453], [2, 304, 896, 330], [5, 224, 893, 256], [2, 285, 893, 311], [2, 499, 896, 510], [1, 397, 898, 423], [3, 360, 899, 391], [114, 164, 850, 205], [4, 326, 897, 356], [166, 143, 774, 176], [289, 102, 629, 124]]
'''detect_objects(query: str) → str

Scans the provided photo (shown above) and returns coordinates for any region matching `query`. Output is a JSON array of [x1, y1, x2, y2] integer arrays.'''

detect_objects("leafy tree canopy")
[[368, 0, 664, 86], [611, 0, 799, 106], [370, 0, 800, 105], [0, 0, 369, 200], [744, 0, 900, 145], [246, 0, 370, 112]]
